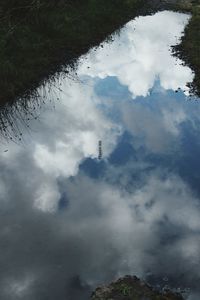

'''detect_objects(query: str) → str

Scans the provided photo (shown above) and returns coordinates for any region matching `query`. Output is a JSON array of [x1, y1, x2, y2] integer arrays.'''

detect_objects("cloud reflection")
[[78, 11, 194, 98], [0, 10, 200, 300]]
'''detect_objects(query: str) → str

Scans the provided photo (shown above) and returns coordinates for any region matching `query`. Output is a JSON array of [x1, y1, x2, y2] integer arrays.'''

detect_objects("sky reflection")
[[0, 11, 200, 300]]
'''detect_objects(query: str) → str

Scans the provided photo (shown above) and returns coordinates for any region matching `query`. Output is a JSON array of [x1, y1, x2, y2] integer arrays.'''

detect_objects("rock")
[[91, 276, 184, 300]]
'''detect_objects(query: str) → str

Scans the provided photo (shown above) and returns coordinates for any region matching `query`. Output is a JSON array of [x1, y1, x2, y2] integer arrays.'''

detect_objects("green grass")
[[0, 0, 146, 106]]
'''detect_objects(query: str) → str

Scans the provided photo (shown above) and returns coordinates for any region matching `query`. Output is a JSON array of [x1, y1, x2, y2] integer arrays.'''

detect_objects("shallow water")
[[0, 11, 199, 300]]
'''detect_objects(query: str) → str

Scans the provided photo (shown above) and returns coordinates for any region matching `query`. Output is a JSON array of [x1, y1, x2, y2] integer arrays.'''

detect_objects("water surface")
[[0, 11, 200, 300]]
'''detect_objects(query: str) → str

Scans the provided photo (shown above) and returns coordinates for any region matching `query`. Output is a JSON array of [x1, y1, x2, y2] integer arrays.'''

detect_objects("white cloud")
[[34, 178, 60, 212], [0, 10, 199, 299], [78, 11, 194, 98], [57, 171, 200, 284], [0, 11, 196, 212], [1, 139, 200, 296], [33, 80, 122, 180], [121, 96, 188, 153], [0, 78, 122, 212]]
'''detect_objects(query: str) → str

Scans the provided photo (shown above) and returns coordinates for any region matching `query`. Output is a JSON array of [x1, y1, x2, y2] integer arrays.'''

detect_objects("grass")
[[172, 0, 200, 97], [0, 0, 199, 108], [0, 0, 146, 107]]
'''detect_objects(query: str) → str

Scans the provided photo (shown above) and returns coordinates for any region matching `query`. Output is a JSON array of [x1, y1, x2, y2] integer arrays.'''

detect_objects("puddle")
[[0, 11, 199, 300]]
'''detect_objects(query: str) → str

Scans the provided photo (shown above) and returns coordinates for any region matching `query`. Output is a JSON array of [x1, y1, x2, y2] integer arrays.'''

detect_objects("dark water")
[[0, 11, 199, 300]]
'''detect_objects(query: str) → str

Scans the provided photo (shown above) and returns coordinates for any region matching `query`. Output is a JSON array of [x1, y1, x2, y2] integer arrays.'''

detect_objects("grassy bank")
[[0, 0, 146, 106], [0, 0, 199, 106], [173, 0, 200, 97]]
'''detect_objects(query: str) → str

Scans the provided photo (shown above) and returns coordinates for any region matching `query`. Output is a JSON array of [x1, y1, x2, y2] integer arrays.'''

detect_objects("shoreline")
[[0, 0, 199, 108]]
